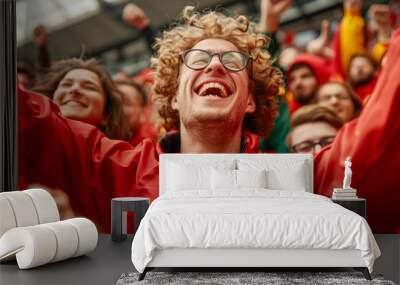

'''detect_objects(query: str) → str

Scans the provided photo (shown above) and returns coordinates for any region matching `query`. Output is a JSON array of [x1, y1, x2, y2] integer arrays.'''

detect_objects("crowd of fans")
[[17, 0, 400, 233]]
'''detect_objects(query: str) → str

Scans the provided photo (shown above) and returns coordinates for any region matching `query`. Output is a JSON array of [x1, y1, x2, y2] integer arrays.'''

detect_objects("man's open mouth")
[[194, 81, 233, 98]]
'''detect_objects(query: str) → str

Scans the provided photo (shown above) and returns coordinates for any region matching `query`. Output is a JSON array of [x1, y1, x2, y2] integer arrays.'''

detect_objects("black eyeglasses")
[[180, 49, 252, 72], [291, 136, 335, 153]]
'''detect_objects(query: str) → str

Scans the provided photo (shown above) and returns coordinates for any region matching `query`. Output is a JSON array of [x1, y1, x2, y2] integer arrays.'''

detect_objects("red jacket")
[[18, 89, 159, 232], [314, 31, 400, 233], [18, 32, 400, 233], [128, 123, 158, 147]]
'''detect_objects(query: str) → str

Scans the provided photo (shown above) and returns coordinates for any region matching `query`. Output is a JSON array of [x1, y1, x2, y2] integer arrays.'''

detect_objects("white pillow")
[[211, 168, 236, 190], [167, 163, 210, 191], [238, 159, 307, 191], [211, 169, 267, 190], [167, 159, 236, 192], [265, 163, 306, 191], [236, 169, 267, 188]]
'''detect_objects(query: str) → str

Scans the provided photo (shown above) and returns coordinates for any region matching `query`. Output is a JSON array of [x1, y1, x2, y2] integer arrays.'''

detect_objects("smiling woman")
[[53, 69, 106, 126], [33, 58, 131, 140]]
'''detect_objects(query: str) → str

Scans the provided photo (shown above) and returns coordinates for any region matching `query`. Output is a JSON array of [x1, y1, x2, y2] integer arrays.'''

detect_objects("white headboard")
[[159, 153, 313, 194]]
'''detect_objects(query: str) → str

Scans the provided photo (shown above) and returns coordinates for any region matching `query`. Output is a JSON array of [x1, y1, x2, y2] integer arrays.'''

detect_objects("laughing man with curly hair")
[[152, 6, 282, 153]]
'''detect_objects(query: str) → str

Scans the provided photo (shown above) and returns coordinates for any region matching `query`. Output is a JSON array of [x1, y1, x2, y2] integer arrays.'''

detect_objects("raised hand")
[[33, 25, 48, 48], [344, 0, 362, 12], [368, 4, 391, 43], [122, 3, 150, 30], [259, 0, 293, 33], [306, 20, 334, 58]]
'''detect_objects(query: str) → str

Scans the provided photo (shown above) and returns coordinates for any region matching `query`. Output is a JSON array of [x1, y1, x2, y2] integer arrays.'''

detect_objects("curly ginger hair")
[[152, 6, 282, 136]]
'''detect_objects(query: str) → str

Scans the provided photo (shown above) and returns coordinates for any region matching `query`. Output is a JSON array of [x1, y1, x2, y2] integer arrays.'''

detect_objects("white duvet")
[[131, 190, 380, 273]]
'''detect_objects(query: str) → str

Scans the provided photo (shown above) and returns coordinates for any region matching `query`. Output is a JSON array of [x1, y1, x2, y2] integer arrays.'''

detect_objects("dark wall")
[[0, 0, 18, 192]]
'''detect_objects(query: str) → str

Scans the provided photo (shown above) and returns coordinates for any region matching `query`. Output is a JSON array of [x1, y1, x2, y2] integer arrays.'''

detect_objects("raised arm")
[[368, 4, 392, 62], [122, 2, 158, 54], [259, 0, 292, 58], [33, 25, 51, 70], [258, 0, 292, 153], [314, 30, 400, 233], [332, 0, 367, 77], [18, 87, 159, 232], [306, 20, 334, 59]]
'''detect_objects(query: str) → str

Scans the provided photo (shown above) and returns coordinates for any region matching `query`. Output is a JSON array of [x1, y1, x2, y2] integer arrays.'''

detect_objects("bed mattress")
[[131, 190, 380, 273]]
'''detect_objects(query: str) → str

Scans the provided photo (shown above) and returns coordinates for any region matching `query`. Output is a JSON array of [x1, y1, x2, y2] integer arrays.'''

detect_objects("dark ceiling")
[[17, 0, 378, 74]]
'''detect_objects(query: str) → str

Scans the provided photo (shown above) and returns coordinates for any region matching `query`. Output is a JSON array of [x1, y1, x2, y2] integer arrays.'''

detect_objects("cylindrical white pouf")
[[42, 221, 79, 262], [24, 189, 60, 223], [0, 196, 17, 237], [0, 192, 39, 227], [0, 226, 57, 269], [65, 218, 98, 257]]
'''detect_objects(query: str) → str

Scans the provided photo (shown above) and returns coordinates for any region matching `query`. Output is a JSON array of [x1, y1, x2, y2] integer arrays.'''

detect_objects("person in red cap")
[[286, 54, 331, 114]]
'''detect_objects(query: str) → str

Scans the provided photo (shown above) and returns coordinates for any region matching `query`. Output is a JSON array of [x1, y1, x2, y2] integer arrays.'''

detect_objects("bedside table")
[[111, 197, 149, 242], [332, 198, 366, 218]]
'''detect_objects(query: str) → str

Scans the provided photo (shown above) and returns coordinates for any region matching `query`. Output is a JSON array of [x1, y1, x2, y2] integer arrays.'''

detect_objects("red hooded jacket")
[[18, 89, 160, 232]]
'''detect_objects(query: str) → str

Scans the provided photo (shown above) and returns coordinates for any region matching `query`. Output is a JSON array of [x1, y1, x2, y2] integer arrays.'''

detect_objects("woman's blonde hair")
[[152, 6, 282, 136]]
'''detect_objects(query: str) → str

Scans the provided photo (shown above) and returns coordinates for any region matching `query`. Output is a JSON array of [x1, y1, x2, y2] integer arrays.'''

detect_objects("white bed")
[[131, 154, 380, 280]]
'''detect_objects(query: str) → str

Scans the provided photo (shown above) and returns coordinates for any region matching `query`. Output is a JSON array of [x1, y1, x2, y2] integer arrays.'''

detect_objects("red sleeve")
[[314, 31, 400, 233], [18, 88, 159, 232]]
